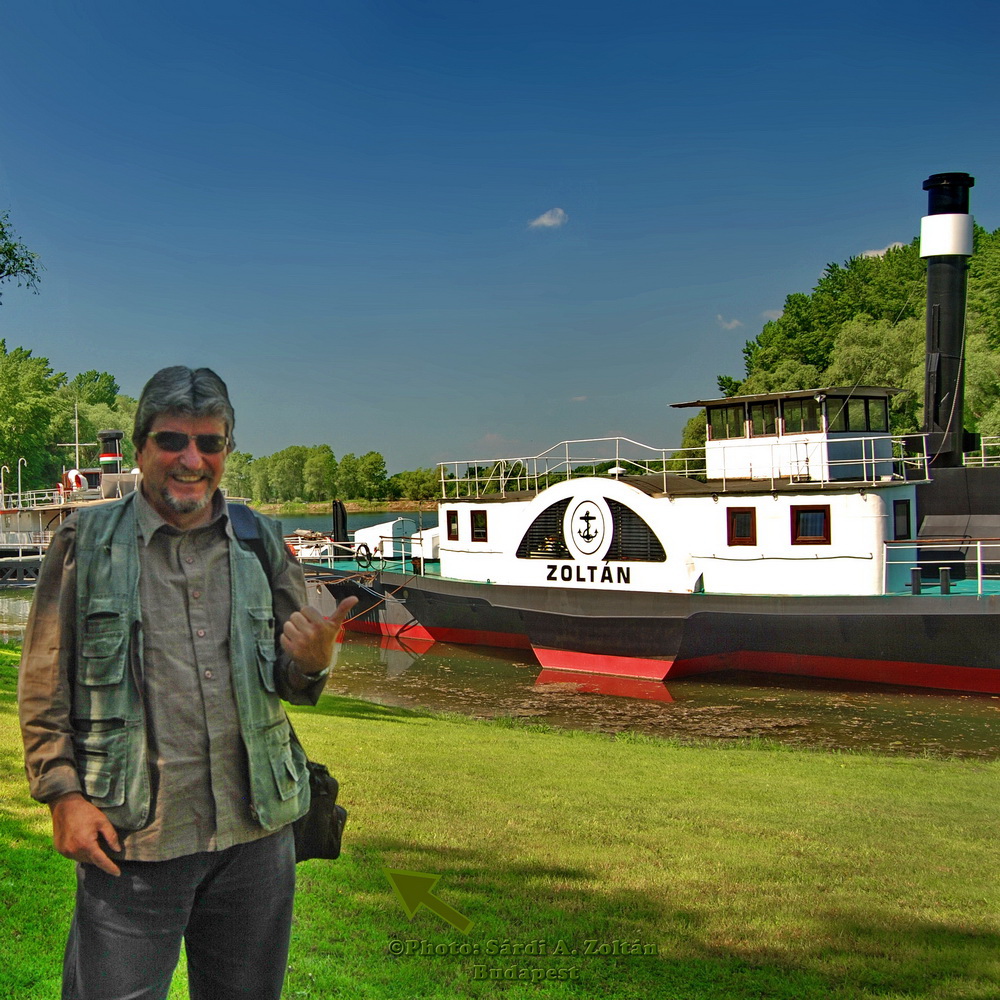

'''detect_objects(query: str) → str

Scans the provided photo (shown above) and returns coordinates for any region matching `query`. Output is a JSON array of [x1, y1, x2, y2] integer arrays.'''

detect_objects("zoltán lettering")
[[544, 564, 631, 585]]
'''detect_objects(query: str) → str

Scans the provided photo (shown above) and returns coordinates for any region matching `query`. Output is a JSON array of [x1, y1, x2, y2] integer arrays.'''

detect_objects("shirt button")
[[204, 669, 214, 679], [197, 629, 206, 638], [192, 590, 202, 599], [186, 557, 194, 565]]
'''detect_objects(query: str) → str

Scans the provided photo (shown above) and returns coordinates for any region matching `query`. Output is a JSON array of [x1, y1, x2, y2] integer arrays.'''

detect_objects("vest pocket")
[[78, 613, 128, 686], [249, 607, 277, 692], [263, 718, 305, 801], [73, 726, 128, 807]]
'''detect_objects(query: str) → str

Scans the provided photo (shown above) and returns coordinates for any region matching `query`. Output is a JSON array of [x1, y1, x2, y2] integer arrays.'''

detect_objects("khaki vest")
[[72, 493, 309, 832]]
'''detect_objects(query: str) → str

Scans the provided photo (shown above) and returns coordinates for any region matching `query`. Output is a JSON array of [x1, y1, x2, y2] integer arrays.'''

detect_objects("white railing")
[[0, 530, 54, 557], [711, 434, 929, 491], [884, 537, 1000, 596], [439, 433, 929, 499], [964, 437, 1000, 468], [0, 488, 66, 509], [439, 437, 706, 499]]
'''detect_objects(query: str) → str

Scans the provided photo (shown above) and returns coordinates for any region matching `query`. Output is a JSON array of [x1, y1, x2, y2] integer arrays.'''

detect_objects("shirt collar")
[[134, 487, 230, 545]]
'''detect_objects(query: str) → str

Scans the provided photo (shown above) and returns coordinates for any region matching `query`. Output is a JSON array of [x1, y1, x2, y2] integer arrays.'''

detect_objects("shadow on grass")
[[291, 837, 1000, 1000], [292, 694, 441, 725]]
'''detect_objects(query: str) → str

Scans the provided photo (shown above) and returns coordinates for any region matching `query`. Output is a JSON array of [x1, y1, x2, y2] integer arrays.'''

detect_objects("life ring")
[[355, 542, 372, 568]]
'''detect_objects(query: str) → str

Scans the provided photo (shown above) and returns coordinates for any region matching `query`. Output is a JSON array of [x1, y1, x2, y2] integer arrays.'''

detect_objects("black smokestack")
[[922, 171, 975, 468]]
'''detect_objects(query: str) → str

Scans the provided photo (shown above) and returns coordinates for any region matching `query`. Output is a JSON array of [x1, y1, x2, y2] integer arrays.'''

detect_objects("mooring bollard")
[[910, 568, 922, 595], [939, 566, 951, 594]]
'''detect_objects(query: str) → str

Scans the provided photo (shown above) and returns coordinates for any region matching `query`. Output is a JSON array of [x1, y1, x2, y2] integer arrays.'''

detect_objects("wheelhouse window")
[[791, 505, 831, 545], [446, 510, 459, 541], [708, 404, 746, 440], [782, 398, 822, 434], [471, 510, 488, 542], [749, 402, 777, 437], [727, 507, 757, 546], [893, 499, 911, 540], [827, 396, 890, 433]]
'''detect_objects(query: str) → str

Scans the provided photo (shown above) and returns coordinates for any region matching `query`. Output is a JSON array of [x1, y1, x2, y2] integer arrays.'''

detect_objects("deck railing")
[[884, 537, 1000, 596], [0, 530, 54, 557], [964, 437, 1000, 468], [439, 433, 929, 499]]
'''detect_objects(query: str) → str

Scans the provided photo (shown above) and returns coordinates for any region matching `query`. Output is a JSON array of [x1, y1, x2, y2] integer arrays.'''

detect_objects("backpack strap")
[[227, 501, 273, 581]]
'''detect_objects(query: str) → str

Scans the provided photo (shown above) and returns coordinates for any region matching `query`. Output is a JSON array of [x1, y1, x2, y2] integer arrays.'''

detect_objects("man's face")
[[136, 414, 229, 529]]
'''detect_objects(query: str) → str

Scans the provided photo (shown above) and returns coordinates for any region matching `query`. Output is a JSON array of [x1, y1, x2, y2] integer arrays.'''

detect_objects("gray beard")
[[158, 484, 213, 516]]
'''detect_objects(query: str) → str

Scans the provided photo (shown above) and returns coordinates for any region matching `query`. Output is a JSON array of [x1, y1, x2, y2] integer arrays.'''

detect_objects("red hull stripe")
[[670, 651, 1000, 694], [535, 669, 674, 702], [347, 619, 531, 649], [531, 645, 673, 680]]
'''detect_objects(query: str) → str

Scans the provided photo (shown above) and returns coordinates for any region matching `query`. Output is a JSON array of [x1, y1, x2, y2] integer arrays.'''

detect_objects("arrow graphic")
[[383, 868, 474, 934]]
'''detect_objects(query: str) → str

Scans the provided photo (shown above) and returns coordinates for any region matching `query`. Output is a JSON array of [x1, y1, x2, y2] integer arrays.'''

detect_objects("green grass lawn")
[[2, 640, 999, 999]]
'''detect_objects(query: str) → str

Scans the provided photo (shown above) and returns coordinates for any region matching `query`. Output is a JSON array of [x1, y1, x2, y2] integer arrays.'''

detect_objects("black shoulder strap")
[[228, 501, 273, 581]]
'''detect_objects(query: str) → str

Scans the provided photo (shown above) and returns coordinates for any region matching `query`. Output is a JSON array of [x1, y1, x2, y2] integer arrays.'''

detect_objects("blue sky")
[[3, 0, 999, 472]]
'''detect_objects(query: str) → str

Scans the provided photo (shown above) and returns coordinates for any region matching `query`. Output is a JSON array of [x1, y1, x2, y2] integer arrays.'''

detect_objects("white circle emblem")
[[565, 499, 607, 558]]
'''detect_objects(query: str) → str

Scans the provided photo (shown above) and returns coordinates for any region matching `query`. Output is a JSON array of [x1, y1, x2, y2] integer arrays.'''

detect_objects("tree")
[[268, 445, 308, 502], [357, 451, 389, 500], [302, 445, 337, 501], [389, 466, 440, 501], [0, 340, 66, 488], [0, 211, 42, 304], [221, 451, 255, 500], [66, 370, 120, 407], [250, 454, 273, 504], [336, 453, 361, 499]]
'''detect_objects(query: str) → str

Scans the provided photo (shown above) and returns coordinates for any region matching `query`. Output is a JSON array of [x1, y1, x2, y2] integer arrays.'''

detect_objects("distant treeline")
[[0, 342, 440, 500], [220, 447, 441, 503]]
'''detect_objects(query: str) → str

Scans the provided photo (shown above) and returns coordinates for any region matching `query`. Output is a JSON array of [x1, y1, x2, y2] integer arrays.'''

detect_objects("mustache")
[[168, 468, 211, 479]]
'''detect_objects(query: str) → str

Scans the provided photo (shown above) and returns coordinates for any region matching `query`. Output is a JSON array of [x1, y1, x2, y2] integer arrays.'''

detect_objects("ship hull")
[[304, 566, 1000, 694]]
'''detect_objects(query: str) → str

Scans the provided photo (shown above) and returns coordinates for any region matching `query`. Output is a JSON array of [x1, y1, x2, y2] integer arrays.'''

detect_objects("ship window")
[[893, 499, 911, 540], [868, 398, 889, 432], [708, 404, 746, 440], [446, 510, 459, 541], [827, 396, 890, 433], [605, 500, 666, 562], [471, 510, 488, 542], [727, 507, 757, 546], [782, 398, 822, 434], [749, 403, 777, 437], [791, 505, 830, 545], [516, 499, 571, 559]]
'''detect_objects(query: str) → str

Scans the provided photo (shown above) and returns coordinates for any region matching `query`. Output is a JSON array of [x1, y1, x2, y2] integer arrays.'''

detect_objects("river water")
[[4, 510, 1000, 760]]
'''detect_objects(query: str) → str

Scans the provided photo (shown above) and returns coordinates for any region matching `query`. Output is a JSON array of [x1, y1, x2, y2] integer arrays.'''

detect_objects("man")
[[18, 366, 356, 1000]]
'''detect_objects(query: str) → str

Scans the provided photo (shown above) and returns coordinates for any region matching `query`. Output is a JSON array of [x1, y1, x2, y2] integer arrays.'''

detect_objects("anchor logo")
[[577, 509, 599, 543], [566, 499, 606, 558]]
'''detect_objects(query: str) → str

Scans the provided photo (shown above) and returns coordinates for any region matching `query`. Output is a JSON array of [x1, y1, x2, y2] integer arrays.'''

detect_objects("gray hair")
[[133, 366, 236, 451]]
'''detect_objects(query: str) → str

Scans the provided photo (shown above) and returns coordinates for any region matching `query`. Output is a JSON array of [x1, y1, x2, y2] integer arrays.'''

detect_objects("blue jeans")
[[62, 827, 296, 1000]]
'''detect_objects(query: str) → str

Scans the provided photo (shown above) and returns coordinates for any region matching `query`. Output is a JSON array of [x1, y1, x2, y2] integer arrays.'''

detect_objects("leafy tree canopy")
[[0, 211, 42, 303], [691, 225, 1000, 448]]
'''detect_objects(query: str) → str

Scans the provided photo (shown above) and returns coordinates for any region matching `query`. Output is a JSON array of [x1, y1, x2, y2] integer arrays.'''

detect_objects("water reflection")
[[0, 588, 31, 642], [328, 633, 1000, 760]]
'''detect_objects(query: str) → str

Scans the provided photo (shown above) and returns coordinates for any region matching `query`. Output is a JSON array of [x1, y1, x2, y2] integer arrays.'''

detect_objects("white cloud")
[[860, 241, 904, 258], [716, 315, 743, 331], [529, 207, 568, 229], [761, 309, 783, 321]]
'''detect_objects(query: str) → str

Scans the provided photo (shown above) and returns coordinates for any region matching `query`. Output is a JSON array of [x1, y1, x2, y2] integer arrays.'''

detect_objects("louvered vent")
[[605, 499, 666, 561], [516, 499, 572, 559]]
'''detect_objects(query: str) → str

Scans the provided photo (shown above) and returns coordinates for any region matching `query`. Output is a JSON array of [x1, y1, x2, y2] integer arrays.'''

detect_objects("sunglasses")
[[147, 431, 230, 454]]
